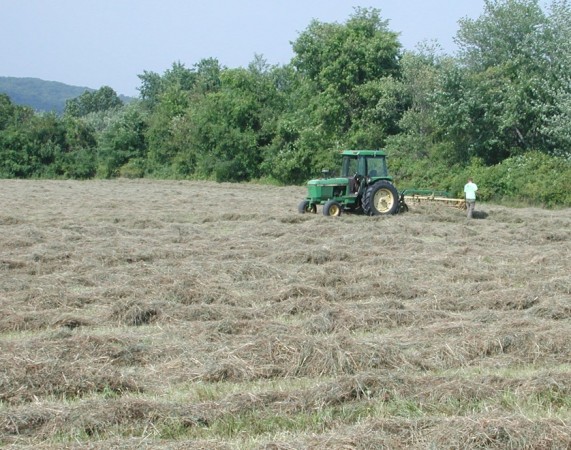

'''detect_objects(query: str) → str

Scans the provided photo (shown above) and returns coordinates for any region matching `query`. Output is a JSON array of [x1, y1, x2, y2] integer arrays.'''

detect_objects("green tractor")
[[298, 150, 404, 216]]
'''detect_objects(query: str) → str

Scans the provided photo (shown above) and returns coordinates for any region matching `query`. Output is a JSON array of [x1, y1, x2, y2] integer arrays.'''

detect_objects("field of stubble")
[[1, 179, 570, 449]]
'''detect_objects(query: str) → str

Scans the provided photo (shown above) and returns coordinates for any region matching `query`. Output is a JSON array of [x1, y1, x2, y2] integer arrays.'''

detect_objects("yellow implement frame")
[[401, 190, 466, 210]]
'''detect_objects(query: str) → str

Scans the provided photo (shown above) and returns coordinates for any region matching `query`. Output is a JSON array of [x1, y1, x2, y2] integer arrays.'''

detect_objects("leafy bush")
[[214, 159, 248, 182], [460, 152, 571, 207], [388, 150, 570, 207], [119, 158, 146, 178], [65, 149, 97, 179]]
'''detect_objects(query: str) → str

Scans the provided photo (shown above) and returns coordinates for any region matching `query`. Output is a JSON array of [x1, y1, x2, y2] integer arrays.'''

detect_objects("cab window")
[[366, 157, 387, 177], [342, 156, 359, 177]]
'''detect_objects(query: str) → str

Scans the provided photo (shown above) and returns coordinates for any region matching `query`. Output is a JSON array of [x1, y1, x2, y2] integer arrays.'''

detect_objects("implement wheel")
[[363, 181, 399, 215], [298, 200, 316, 214], [323, 200, 343, 216]]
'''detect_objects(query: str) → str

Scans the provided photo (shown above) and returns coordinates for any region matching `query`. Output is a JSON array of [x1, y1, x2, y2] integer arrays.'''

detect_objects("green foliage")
[[118, 158, 146, 178], [143, 60, 222, 177], [62, 147, 97, 179], [467, 151, 571, 206], [145, 83, 193, 174], [396, 46, 446, 150], [391, 149, 571, 207], [0, 2, 570, 207], [214, 159, 248, 182], [0, 94, 33, 133], [292, 7, 402, 143], [541, 1, 571, 155], [347, 76, 405, 148], [58, 116, 97, 179], [65, 86, 123, 118], [137, 70, 164, 108], [182, 62, 284, 182], [96, 105, 148, 178], [138, 60, 219, 110], [433, 0, 569, 164], [293, 8, 400, 91], [0, 100, 82, 178], [258, 7, 405, 184]]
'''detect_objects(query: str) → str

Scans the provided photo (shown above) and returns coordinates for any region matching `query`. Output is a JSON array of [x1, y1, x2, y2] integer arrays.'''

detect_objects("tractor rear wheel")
[[363, 181, 399, 215], [323, 200, 343, 216], [298, 200, 316, 214]]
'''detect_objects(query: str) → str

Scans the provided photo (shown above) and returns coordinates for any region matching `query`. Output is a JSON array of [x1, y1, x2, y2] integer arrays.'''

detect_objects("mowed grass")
[[1, 179, 570, 449]]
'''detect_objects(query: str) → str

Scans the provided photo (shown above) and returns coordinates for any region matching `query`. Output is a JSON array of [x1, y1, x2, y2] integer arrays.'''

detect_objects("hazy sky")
[[1, 0, 488, 96]]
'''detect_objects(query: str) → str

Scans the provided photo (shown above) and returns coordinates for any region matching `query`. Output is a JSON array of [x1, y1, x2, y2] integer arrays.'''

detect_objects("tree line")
[[1, 0, 570, 206]]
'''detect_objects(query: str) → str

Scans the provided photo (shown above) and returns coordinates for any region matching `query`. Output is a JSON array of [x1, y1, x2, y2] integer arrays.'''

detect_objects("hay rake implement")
[[400, 189, 466, 210]]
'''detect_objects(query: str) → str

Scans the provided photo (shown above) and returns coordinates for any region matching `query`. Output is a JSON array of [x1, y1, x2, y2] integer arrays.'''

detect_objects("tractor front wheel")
[[298, 200, 317, 214], [323, 200, 343, 216], [363, 181, 399, 215]]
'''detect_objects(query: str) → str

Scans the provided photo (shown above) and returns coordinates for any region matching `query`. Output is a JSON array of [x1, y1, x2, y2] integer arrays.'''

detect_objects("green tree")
[[59, 116, 98, 179], [542, 0, 571, 156], [0, 112, 64, 178], [65, 86, 123, 117], [293, 8, 400, 92], [193, 57, 222, 95], [435, 0, 562, 164], [259, 65, 315, 184], [144, 62, 198, 174], [1, 93, 99, 178], [0, 96, 35, 177], [395, 45, 446, 152], [143, 60, 224, 176], [0, 93, 15, 130], [187, 60, 282, 181], [384, 45, 453, 184], [97, 105, 148, 178], [137, 70, 164, 108], [0, 93, 34, 130], [292, 7, 401, 137], [269, 7, 403, 183]]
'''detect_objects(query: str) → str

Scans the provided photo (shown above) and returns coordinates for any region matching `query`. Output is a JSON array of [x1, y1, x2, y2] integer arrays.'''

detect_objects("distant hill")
[[0, 77, 134, 114]]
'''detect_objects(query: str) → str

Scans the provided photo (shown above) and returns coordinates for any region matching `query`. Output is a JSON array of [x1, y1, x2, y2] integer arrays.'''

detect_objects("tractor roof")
[[341, 149, 387, 157]]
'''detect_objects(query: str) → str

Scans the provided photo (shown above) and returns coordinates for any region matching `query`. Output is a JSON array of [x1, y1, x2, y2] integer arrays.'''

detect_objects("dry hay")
[[293, 416, 571, 449], [1, 179, 570, 448], [3, 370, 570, 447]]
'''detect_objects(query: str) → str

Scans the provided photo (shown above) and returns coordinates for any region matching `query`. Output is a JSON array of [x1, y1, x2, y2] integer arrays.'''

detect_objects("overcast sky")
[[1, 0, 488, 96]]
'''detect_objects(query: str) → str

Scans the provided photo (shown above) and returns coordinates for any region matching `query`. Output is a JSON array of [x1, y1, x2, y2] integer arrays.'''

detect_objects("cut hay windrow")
[[1, 179, 570, 448]]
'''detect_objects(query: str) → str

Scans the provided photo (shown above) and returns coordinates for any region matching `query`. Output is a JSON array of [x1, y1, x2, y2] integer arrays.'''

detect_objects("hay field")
[[1, 179, 570, 449]]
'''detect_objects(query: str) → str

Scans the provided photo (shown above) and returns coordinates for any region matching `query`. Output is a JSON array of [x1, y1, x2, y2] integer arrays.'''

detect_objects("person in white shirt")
[[464, 178, 478, 219]]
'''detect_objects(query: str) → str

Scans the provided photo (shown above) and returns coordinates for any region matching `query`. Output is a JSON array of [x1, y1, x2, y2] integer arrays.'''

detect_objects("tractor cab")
[[341, 151, 388, 179]]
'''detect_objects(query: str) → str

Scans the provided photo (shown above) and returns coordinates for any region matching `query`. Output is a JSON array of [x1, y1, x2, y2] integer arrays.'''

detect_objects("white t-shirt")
[[464, 182, 478, 200]]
